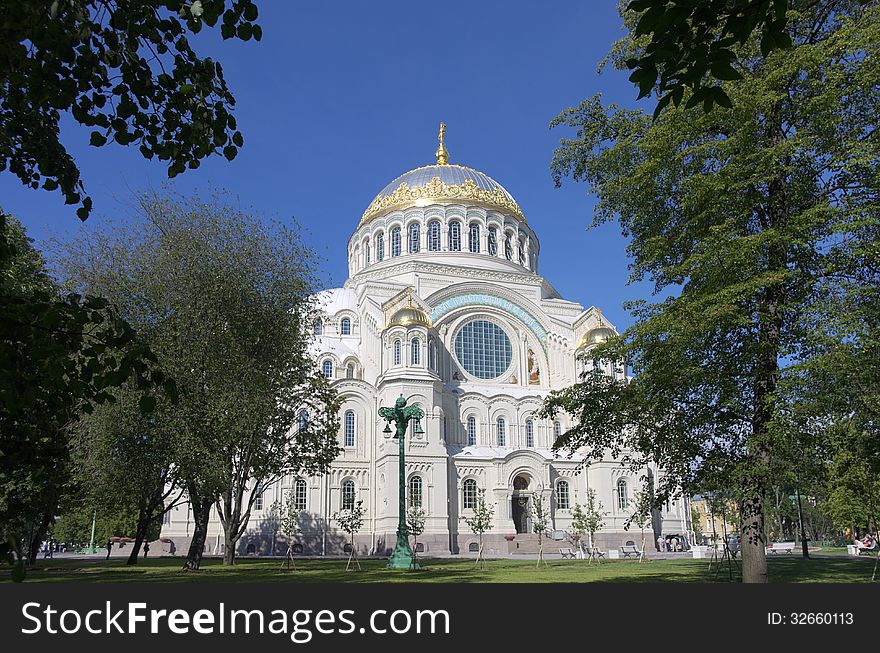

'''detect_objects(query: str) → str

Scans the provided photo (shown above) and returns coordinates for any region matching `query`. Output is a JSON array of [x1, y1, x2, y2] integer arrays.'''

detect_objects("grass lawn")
[[4, 554, 877, 583]]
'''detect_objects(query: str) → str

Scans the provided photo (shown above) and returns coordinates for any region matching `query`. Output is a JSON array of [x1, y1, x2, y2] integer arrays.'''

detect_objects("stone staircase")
[[506, 533, 554, 554]]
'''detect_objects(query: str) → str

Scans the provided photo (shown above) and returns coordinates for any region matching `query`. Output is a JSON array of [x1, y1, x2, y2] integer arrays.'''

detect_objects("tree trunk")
[[183, 498, 213, 570], [127, 527, 145, 566], [740, 104, 788, 584], [27, 511, 54, 565], [223, 529, 237, 565]]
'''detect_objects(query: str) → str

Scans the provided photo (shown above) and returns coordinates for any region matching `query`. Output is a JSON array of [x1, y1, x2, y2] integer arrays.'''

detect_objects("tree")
[[53, 188, 341, 569], [623, 0, 792, 116], [623, 1, 872, 117], [273, 491, 301, 571], [406, 505, 426, 570], [545, 2, 880, 582], [531, 495, 550, 569], [569, 504, 587, 560], [462, 489, 494, 570], [580, 488, 607, 563], [68, 383, 184, 565], [0, 213, 168, 574], [630, 488, 652, 562], [334, 500, 365, 572], [0, 0, 262, 220]]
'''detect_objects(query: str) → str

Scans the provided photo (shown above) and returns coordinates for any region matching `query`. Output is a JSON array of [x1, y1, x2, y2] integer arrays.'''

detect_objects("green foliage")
[[622, 1, 872, 117], [52, 188, 341, 567], [546, 2, 880, 580], [407, 505, 426, 539], [49, 500, 147, 547], [0, 213, 169, 570], [273, 492, 301, 543], [463, 489, 494, 536], [576, 488, 607, 549], [546, 1, 879, 503], [530, 495, 549, 537], [623, 0, 794, 115], [822, 422, 880, 533], [334, 500, 366, 537], [0, 1, 261, 219]]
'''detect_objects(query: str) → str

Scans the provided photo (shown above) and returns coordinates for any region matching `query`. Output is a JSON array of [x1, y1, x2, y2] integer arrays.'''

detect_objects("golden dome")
[[358, 125, 526, 227], [387, 306, 431, 329], [579, 326, 615, 349]]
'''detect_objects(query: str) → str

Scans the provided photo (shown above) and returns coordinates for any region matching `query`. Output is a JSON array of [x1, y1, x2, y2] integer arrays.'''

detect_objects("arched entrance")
[[511, 474, 532, 534]]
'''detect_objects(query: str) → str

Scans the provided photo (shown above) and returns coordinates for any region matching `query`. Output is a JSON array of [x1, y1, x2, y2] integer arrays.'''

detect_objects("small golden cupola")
[[579, 326, 615, 349], [387, 290, 431, 329]]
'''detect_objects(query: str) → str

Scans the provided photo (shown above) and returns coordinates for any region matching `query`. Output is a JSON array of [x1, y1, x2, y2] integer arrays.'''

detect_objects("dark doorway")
[[512, 474, 532, 534], [512, 495, 530, 534]]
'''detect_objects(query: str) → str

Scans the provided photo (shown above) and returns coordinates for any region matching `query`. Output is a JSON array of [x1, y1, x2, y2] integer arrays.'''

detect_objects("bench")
[[855, 541, 877, 555], [583, 546, 605, 560], [766, 542, 796, 554], [559, 547, 576, 559], [620, 545, 642, 558]]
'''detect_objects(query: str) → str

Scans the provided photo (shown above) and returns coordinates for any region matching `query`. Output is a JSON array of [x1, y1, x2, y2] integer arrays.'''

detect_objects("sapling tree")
[[273, 491, 301, 571], [630, 489, 653, 562], [569, 504, 587, 559], [406, 505, 426, 570], [334, 500, 365, 572], [463, 489, 493, 570], [531, 495, 549, 569], [581, 488, 607, 563]]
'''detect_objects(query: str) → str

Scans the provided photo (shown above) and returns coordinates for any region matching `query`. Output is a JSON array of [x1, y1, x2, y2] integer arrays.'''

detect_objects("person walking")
[[105, 539, 113, 560], [143, 541, 150, 559]]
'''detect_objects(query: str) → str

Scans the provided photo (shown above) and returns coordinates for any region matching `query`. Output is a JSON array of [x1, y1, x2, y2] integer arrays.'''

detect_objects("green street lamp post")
[[379, 394, 425, 570]]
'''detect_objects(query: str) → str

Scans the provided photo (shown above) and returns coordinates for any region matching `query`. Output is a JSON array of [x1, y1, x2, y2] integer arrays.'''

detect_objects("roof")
[[359, 163, 526, 226]]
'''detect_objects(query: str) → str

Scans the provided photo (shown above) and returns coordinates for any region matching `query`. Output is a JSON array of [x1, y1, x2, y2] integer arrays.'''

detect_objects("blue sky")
[[2, 1, 653, 332]]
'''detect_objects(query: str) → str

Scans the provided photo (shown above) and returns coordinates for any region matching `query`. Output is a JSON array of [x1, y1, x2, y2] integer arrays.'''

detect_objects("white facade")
[[160, 136, 690, 557]]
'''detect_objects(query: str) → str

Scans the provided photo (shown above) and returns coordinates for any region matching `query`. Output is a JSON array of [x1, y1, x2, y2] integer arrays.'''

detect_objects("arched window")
[[504, 234, 513, 260], [518, 238, 526, 266], [466, 415, 477, 446], [617, 479, 629, 510], [462, 479, 478, 509], [341, 479, 356, 510], [468, 223, 480, 253], [497, 417, 506, 447], [294, 479, 307, 511], [448, 221, 461, 251], [253, 490, 263, 511], [313, 319, 323, 335], [344, 410, 355, 447], [553, 421, 562, 439], [346, 363, 355, 379], [556, 480, 570, 509], [376, 232, 385, 261], [525, 419, 534, 448], [364, 241, 371, 264], [339, 318, 351, 335], [390, 226, 401, 257], [408, 222, 421, 253], [428, 220, 441, 251], [322, 359, 333, 379], [297, 410, 309, 432], [408, 475, 423, 508], [428, 338, 436, 370], [411, 338, 420, 366], [488, 226, 498, 256], [393, 339, 401, 365]]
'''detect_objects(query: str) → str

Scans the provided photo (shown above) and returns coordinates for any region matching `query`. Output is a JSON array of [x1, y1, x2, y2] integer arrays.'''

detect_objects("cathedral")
[[160, 126, 691, 556]]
